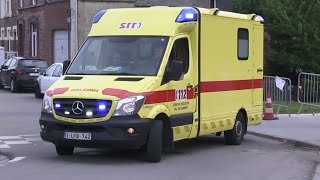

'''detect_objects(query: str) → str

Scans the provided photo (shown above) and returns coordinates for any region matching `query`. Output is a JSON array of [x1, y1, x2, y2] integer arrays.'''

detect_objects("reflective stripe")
[[265, 108, 273, 113], [266, 98, 272, 103]]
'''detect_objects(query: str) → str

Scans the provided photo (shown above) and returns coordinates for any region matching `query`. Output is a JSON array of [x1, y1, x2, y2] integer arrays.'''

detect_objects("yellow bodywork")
[[48, 6, 264, 142]]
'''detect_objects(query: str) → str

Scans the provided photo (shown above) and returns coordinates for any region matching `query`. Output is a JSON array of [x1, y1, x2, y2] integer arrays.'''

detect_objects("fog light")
[[127, 128, 135, 134], [40, 125, 45, 130], [86, 111, 93, 117], [65, 111, 70, 115]]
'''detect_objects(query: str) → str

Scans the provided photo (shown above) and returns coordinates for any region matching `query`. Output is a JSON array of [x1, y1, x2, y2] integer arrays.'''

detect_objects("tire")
[[224, 112, 246, 145], [145, 121, 163, 163], [56, 145, 74, 156], [34, 83, 43, 99], [0, 80, 3, 89], [10, 79, 18, 93]]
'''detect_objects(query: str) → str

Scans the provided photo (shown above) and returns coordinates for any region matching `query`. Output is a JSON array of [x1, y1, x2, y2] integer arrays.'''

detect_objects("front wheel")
[[145, 121, 163, 163], [56, 146, 74, 156], [224, 112, 246, 145], [10, 79, 18, 93], [0, 80, 3, 89]]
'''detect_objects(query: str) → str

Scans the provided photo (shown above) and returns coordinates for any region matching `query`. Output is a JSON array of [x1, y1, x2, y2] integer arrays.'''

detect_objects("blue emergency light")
[[176, 8, 198, 23], [92, 10, 107, 24], [54, 102, 62, 109], [96, 101, 108, 113]]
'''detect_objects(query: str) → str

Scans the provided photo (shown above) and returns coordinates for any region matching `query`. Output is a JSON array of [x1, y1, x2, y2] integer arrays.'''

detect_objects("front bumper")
[[39, 113, 152, 149]]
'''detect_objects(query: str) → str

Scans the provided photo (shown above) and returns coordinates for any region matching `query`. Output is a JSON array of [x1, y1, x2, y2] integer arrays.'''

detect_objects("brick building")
[[0, 0, 70, 64], [0, 0, 19, 58]]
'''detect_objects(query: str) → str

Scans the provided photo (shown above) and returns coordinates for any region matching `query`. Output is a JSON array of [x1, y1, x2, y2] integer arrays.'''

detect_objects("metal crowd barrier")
[[297, 72, 320, 115], [263, 76, 292, 116]]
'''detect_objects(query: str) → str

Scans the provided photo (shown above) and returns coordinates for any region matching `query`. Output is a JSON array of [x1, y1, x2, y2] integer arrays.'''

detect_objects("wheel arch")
[[154, 113, 173, 150], [238, 108, 248, 133]]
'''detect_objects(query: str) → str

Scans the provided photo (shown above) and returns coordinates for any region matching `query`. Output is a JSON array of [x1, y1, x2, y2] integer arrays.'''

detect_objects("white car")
[[35, 63, 63, 98]]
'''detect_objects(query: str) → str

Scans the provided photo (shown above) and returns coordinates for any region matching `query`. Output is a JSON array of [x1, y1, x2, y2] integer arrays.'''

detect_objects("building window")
[[7, 28, 11, 51], [1, 29, 4, 46], [20, 0, 23, 7], [32, 0, 37, 5], [12, 28, 17, 51], [238, 28, 249, 60], [6, 0, 10, 16], [31, 23, 37, 57]]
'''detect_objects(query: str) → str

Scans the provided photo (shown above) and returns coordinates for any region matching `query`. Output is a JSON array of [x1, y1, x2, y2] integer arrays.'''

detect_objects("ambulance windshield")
[[67, 36, 168, 76]]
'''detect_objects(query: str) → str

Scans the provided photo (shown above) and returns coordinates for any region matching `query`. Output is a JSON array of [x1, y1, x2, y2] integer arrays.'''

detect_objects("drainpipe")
[[209, 0, 217, 8]]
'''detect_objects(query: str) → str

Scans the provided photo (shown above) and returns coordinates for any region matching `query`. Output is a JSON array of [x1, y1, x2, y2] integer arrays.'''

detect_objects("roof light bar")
[[92, 10, 107, 24], [176, 8, 198, 23]]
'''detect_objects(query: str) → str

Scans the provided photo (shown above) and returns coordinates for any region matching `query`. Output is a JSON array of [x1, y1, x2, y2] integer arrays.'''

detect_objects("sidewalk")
[[248, 114, 320, 149]]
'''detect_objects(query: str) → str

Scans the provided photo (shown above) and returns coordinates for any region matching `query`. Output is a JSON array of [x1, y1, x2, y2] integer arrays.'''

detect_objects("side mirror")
[[63, 60, 71, 74], [166, 60, 183, 81], [1, 65, 7, 69]]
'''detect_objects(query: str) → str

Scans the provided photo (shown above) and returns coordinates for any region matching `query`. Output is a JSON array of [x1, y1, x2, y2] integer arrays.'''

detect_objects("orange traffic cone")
[[263, 91, 278, 120]]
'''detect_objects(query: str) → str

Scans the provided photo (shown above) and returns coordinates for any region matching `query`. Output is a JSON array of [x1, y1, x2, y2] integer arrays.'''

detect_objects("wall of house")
[[0, 0, 19, 55], [16, 0, 69, 64], [77, 1, 135, 48], [70, 0, 233, 58], [42, 1, 70, 64]]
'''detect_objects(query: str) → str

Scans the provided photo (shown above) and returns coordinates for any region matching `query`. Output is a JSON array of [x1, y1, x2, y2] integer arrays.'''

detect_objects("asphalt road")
[[0, 88, 319, 180]]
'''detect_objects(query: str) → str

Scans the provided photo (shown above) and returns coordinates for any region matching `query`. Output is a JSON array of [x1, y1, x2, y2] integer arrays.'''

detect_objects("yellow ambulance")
[[39, 6, 264, 162]]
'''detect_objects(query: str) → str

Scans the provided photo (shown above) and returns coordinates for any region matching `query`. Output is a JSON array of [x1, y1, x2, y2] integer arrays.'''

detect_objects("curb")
[[247, 131, 320, 151]]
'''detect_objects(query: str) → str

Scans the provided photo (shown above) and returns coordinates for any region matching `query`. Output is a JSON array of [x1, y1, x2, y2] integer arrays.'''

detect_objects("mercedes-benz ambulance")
[[39, 6, 264, 162]]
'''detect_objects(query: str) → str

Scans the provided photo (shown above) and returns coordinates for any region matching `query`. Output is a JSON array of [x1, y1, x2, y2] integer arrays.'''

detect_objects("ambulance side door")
[[162, 35, 196, 140], [252, 25, 264, 106]]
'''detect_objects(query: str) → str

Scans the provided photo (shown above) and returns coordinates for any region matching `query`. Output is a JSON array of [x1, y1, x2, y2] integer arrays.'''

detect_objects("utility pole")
[[70, 0, 78, 60]]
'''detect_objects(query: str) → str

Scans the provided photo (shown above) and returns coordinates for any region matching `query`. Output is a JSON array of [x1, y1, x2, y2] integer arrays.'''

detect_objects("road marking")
[[19, 134, 39, 137], [4, 141, 31, 145], [0, 136, 22, 140], [25, 137, 42, 142], [0, 134, 42, 149], [0, 144, 10, 149], [8, 157, 26, 163]]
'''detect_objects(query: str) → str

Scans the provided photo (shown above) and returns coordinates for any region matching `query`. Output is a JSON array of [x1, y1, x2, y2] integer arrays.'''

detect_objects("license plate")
[[29, 73, 40, 76], [64, 132, 91, 140]]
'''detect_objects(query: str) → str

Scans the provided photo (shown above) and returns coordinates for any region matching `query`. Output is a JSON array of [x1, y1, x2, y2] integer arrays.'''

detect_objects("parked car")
[[0, 57, 49, 93], [35, 63, 63, 98]]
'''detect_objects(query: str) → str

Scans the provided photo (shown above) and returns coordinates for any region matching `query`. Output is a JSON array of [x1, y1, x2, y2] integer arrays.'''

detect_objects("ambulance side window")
[[238, 28, 249, 60], [168, 38, 189, 74]]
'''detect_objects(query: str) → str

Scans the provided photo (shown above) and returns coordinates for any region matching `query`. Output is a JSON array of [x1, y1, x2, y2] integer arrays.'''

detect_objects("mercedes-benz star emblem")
[[72, 101, 85, 115]]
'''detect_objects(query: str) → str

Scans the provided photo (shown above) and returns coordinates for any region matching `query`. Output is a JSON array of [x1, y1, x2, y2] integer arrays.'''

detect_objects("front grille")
[[53, 99, 112, 119]]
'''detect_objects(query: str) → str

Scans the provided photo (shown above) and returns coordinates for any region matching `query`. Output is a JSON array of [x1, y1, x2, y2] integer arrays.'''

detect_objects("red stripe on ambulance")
[[200, 79, 263, 93], [102, 79, 262, 104]]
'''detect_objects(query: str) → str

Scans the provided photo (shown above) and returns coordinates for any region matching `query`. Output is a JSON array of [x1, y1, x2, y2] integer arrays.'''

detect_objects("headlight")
[[42, 93, 53, 114], [113, 96, 145, 116]]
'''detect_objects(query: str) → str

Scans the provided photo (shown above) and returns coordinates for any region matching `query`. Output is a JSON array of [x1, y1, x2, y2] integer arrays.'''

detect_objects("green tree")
[[233, 0, 320, 83]]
